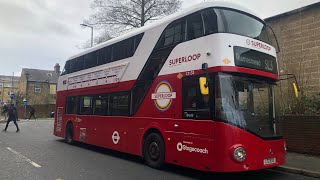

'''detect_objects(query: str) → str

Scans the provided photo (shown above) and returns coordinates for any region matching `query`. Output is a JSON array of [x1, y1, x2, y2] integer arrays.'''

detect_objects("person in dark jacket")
[[4, 104, 20, 132], [28, 107, 36, 120]]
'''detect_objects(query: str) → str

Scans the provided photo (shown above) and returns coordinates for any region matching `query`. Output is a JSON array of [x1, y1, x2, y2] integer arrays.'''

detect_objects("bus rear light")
[[233, 147, 247, 162]]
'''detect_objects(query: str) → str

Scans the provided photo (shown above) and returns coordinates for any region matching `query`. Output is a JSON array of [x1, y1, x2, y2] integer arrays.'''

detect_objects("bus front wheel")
[[65, 123, 74, 144], [143, 133, 165, 169]]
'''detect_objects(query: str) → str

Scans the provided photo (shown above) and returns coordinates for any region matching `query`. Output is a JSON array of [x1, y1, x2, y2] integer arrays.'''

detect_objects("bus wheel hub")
[[149, 142, 160, 160]]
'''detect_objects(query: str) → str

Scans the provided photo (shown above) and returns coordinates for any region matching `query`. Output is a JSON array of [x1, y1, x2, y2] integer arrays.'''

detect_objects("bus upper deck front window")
[[213, 8, 273, 45]]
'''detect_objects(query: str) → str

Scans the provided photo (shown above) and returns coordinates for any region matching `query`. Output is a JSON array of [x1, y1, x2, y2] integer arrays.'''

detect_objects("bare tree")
[[84, 0, 182, 37], [78, 30, 113, 49]]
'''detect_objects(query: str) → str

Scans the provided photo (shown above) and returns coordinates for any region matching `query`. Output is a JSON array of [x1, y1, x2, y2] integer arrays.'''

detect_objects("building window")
[[35, 83, 41, 93], [7, 83, 12, 88], [0, 83, 3, 87], [35, 88, 41, 93], [50, 84, 57, 95]]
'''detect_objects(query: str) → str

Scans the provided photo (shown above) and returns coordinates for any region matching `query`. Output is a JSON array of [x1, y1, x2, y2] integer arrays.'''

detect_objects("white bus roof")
[[68, 1, 261, 60]]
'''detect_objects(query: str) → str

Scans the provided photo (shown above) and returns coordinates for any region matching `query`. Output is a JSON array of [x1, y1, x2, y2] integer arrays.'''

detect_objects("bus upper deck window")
[[202, 9, 218, 35], [61, 61, 70, 75], [187, 12, 203, 40]]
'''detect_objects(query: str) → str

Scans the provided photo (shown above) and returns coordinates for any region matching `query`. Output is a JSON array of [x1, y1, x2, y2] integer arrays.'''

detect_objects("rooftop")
[[0, 75, 20, 82], [21, 68, 59, 84], [265, 1, 320, 21]]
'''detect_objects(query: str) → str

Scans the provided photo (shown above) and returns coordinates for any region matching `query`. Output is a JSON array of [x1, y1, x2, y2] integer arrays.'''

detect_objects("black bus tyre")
[[65, 123, 74, 144], [143, 133, 165, 169]]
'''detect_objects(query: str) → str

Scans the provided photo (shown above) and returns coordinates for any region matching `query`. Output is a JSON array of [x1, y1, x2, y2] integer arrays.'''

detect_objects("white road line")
[[6, 147, 42, 168]]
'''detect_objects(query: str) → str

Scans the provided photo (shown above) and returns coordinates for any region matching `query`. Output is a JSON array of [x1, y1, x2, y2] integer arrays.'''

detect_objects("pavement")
[[273, 152, 320, 178], [0, 117, 320, 178]]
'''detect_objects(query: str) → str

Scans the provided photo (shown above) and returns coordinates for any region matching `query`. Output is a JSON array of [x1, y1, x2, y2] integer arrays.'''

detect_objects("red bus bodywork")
[[54, 66, 286, 172]]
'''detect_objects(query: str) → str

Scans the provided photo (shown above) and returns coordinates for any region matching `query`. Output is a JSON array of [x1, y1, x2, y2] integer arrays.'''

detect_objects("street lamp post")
[[24, 71, 30, 119], [80, 23, 94, 47]]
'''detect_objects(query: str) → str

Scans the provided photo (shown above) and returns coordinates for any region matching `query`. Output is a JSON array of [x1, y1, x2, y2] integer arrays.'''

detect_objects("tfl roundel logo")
[[151, 81, 176, 112]]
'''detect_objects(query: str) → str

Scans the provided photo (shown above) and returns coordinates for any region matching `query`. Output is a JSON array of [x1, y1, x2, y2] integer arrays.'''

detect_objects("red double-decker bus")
[[54, 2, 286, 172]]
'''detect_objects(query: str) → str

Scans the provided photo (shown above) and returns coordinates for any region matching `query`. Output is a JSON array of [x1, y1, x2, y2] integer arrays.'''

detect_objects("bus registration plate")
[[263, 158, 276, 165]]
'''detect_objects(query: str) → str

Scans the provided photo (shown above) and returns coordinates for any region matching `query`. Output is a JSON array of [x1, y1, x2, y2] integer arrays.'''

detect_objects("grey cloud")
[[0, 1, 73, 36], [0, 2, 37, 32]]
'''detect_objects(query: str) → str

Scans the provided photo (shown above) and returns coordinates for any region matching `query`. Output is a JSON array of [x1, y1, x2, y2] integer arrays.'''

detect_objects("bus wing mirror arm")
[[279, 73, 300, 97]]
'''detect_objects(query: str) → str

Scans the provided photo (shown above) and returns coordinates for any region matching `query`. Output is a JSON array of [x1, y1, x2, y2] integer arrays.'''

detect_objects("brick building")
[[0, 75, 20, 104], [19, 64, 60, 105], [265, 2, 320, 94], [265, 3, 320, 155]]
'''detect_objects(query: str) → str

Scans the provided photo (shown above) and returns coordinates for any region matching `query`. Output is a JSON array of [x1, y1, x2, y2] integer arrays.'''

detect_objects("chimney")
[[54, 63, 60, 74]]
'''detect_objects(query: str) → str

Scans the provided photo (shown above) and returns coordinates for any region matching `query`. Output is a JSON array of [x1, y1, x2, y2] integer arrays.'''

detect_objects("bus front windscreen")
[[215, 73, 276, 138]]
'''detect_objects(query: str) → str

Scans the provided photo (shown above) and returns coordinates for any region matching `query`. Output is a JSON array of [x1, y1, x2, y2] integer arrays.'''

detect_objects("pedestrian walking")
[[2, 103, 8, 120], [4, 104, 20, 132], [28, 106, 36, 120]]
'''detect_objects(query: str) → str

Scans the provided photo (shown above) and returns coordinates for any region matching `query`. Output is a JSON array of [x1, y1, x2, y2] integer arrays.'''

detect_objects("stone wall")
[[17, 104, 56, 119]]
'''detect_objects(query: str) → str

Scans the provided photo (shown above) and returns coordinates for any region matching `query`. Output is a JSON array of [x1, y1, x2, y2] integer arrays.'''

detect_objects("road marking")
[[6, 147, 42, 168]]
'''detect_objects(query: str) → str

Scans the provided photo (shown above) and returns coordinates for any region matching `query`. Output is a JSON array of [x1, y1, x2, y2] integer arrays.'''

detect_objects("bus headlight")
[[233, 147, 246, 162]]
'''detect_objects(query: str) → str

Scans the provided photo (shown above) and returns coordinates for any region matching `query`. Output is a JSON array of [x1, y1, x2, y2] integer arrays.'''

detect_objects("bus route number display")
[[234, 46, 278, 74]]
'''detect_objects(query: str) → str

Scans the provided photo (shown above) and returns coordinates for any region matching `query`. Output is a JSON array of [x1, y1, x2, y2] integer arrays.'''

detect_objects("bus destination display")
[[234, 46, 278, 74]]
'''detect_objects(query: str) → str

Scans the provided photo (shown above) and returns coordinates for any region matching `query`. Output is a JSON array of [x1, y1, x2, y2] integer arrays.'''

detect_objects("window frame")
[[65, 96, 79, 115], [182, 75, 214, 120], [186, 12, 204, 41], [61, 33, 144, 75], [109, 92, 130, 116], [79, 95, 94, 115]]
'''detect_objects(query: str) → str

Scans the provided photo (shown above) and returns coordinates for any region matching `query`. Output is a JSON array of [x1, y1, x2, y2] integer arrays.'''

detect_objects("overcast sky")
[[0, 0, 319, 77]]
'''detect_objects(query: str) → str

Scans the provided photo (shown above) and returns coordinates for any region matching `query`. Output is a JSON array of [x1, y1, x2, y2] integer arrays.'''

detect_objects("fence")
[[277, 115, 320, 155]]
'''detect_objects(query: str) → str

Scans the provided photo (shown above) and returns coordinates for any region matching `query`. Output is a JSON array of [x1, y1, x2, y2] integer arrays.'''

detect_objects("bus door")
[[167, 76, 214, 169]]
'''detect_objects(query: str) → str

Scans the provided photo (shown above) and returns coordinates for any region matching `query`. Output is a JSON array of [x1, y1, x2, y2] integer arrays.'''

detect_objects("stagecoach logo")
[[176, 142, 209, 154], [247, 39, 271, 51], [112, 131, 120, 144], [152, 81, 176, 112]]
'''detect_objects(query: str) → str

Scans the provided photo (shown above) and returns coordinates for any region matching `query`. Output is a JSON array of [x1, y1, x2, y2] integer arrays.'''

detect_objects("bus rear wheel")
[[143, 133, 165, 169], [65, 123, 74, 144]]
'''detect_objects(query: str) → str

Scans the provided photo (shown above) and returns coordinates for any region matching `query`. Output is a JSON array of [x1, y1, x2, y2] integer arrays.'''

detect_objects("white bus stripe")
[[6, 147, 42, 168]]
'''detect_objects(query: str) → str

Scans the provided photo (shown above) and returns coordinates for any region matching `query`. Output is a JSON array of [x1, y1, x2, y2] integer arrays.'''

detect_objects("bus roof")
[[68, 1, 261, 61]]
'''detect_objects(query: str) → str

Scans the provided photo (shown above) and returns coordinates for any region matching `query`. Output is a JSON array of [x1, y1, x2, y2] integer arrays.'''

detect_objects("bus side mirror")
[[199, 77, 209, 95], [293, 83, 299, 98]]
